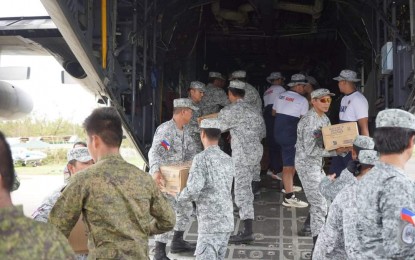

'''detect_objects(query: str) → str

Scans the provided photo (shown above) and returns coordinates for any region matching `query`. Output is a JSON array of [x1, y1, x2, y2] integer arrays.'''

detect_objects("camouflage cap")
[[333, 69, 360, 82], [376, 109, 415, 130], [67, 147, 92, 163], [190, 81, 206, 92], [266, 72, 285, 83], [358, 150, 379, 166], [306, 75, 319, 87], [209, 71, 225, 80], [310, 88, 335, 99], [200, 118, 221, 130], [353, 135, 375, 149], [287, 74, 307, 87], [229, 70, 246, 80], [173, 98, 199, 110], [228, 80, 245, 90]]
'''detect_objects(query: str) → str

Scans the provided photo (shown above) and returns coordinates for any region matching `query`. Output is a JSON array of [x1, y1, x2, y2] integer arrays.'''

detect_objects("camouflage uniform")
[[218, 96, 266, 220], [148, 116, 197, 243], [0, 205, 75, 260], [200, 83, 229, 115], [177, 143, 234, 260], [186, 102, 203, 153], [32, 185, 88, 260], [295, 107, 337, 237], [49, 154, 175, 259], [319, 169, 355, 201], [244, 82, 263, 114], [356, 162, 415, 259]]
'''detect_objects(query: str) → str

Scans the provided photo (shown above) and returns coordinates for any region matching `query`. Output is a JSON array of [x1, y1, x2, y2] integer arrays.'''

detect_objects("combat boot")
[[229, 219, 255, 244], [154, 242, 170, 260], [170, 231, 196, 253], [252, 181, 261, 198], [298, 213, 311, 236]]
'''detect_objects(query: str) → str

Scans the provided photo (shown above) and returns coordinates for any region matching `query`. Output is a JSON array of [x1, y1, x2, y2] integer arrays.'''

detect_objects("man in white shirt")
[[330, 69, 369, 176], [263, 72, 285, 179]]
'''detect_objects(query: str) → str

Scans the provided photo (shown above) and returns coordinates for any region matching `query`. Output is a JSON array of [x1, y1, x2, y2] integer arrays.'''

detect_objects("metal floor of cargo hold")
[[148, 177, 313, 260]]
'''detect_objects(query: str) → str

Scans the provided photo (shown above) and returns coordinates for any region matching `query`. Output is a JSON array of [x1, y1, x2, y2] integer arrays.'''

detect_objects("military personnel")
[[356, 109, 415, 259], [330, 69, 369, 176], [63, 141, 87, 183], [296, 89, 350, 248], [313, 150, 378, 259], [319, 135, 374, 201], [229, 70, 263, 114], [187, 81, 206, 153], [0, 131, 75, 260], [200, 72, 229, 115], [273, 74, 309, 207], [49, 107, 175, 259], [148, 98, 199, 259], [218, 80, 266, 244], [263, 72, 285, 179], [176, 118, 234, 260]]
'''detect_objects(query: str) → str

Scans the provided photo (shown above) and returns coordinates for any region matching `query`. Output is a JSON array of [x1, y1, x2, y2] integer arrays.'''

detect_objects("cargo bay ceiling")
[[1, 0, 414, 163]]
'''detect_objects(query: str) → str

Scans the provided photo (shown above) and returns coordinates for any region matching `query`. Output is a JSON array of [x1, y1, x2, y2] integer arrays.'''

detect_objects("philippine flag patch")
[[401, 208, 415, 225], [161, 140, 171, 150]]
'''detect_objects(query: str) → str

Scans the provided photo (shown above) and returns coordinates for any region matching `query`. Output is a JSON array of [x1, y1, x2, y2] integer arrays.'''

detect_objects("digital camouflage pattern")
[[0, 205, 75, 260], [49, 154, 175, 259], [194, 233, 231, 260], [200, 83, 229, 115], [218, 99, 265, 220], [310, 88, 335, 99], [356, 161, 415, 259], [244, 82, 263, 113], [333, 69, 360, 82], [319, 168, 356, 201], [148, 119, 197, 175], [353, 135, 374, 150], [177, 145, 234, 234], [313, 181, 360, 260], [375, 108, 415, 130], [186, 101, 204, 153], [295, 108, 337, 237]]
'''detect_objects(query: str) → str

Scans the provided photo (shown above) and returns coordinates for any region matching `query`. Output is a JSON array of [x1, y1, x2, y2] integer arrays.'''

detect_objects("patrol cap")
[[228, 80, 245, 90], [67, 147, 92, 163], [229, 70, 246, 80], [375, 109, 415, 130], [190, 81, 206, 92], [173, 98, 199, 111], [266, 72, 285, 83], [333, 69, 360, 82], [310, 88, 335, 99], [306, 75, 319, 87], [287, 74, 308, 87], [358, 150, 379, 166], [353, 135, 375, 150], [209, 72, 225, 80], [200, 118, 221, 130]]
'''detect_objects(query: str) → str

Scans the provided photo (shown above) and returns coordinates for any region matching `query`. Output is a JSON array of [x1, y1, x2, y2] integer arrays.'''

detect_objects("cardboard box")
[[160, 162, 191, 193], [322, 122, 359, 150], [197, 113, 218, 125], [68, 216, 89, 254]]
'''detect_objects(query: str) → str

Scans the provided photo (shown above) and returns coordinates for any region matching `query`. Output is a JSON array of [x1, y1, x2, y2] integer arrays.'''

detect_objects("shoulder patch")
[[161, 140, 171, 150], [401, 223, 415, 245]]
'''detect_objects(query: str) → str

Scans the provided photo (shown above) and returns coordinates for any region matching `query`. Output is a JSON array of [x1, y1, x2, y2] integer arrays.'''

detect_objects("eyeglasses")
[[319, 97, 332, 103]]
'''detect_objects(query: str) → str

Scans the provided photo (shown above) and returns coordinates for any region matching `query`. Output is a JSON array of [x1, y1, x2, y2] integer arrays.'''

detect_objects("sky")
[[0, 55, 97, 123]]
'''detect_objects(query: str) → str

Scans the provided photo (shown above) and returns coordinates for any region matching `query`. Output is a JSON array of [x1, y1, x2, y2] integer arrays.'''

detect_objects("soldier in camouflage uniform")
[[176, 118, 234, 260], [186, 81, 206, 153], [0, 131, 75, 260], [218, 80, 266, 244], [313, 150, 378, 260], [32, 147, 93, 260], [148, 98, 199, 259], [319, 135, 374, 201], [295, 89, 350, 248], [200, 72, 229, 116], [355, 109, 415, 259], [229, 70, 263, 114], [49, 107, 175, 260]]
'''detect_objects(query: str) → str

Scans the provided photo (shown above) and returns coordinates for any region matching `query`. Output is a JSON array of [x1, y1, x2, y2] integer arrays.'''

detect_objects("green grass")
[[15, 164, 63, 175]]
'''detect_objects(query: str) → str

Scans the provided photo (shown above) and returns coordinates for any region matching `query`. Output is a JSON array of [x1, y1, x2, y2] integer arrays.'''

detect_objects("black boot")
[[229, 219, 255, 244], [252, 181, 261, 198], [298, 213, 311, 236], [170, 231, 196, 254], [311, 235, 318, 258], [154, 242, 170, 260]]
